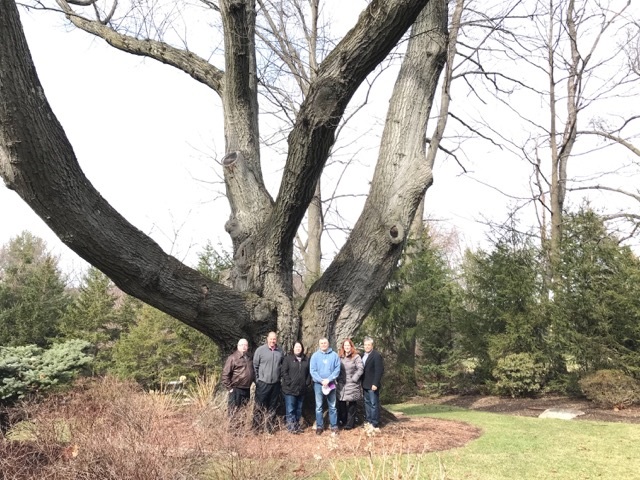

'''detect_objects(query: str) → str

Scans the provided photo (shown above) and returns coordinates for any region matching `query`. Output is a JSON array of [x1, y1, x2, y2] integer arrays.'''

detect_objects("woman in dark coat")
[[281, 341, 311, 433], [336, 338, 364, 430]]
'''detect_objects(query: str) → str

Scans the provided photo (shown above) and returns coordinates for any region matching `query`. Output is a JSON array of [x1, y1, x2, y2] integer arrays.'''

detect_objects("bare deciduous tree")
[[450, 0, 639, 282], [0, 0, 448, 351]]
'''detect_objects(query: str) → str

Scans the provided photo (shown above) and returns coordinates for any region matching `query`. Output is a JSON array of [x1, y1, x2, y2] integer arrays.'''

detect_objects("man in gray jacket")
[[252, 331, 284, 433]]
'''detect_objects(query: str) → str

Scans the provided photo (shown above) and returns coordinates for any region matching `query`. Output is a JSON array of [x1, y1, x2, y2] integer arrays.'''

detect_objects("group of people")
[[221, 331, 384, 435]]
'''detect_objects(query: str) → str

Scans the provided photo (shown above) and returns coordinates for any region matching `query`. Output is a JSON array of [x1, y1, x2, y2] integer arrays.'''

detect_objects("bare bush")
[[1, 377, 207, 479]]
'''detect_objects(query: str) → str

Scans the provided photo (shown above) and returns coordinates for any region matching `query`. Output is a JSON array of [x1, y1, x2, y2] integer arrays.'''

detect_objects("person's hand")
[[371, 385, 378, 391], [322, 379, 329, 386]]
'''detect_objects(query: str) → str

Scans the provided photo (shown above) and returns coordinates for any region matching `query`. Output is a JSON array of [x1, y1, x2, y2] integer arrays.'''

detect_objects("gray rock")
[[538, 408, 585, 420]]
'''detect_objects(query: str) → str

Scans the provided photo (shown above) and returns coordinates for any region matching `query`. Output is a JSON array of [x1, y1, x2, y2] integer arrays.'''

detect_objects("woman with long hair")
[[336, 338, 364, 430]]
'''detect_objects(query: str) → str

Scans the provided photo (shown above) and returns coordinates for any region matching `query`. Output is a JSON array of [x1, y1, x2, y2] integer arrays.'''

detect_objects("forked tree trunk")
[[0, 0, 446, 353]]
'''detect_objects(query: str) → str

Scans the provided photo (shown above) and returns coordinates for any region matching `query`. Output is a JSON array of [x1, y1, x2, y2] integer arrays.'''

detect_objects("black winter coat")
[[281, 354, 311, 396], [362, 349, 384, 390]]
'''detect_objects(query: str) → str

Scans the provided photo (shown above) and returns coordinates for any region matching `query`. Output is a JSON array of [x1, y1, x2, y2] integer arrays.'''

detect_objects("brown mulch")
[[217, 395, 640, 464], [427, 394, 640, 424], [227, 415, 481, 462]]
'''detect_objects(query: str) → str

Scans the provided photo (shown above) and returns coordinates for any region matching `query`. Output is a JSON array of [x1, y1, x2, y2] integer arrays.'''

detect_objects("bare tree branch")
[[54, 0, 224, 93]]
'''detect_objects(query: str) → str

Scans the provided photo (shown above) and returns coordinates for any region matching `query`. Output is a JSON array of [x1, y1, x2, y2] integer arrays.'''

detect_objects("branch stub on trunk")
[[387, 224, 405, 245], [222, 150, 243, 167]]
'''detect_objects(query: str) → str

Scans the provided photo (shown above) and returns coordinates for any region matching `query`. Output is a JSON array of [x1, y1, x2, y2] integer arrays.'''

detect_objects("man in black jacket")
[[361, 336, 384, 428]]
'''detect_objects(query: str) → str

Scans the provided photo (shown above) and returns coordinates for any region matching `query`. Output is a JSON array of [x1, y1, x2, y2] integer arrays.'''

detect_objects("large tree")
[[0, 0, 447, 351]]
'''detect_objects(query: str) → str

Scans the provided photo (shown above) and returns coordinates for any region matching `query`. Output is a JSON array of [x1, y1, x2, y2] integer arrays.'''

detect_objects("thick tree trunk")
[[300, 0, 448, 346], [1, 0, 444, 354]]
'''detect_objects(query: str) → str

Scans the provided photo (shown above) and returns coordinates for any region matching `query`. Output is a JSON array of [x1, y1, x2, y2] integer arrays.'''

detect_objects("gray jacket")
[[337, 354, 364, 402], [253, 344, 284, 384]]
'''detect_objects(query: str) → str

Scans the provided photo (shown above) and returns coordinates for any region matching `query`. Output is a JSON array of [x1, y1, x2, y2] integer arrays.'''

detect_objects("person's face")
[[319, 339, 329, 352], [343, 341, 352, 354], [364, 341, 373, 353], [267, 333, 277, 348], [237, 340, 249, 353], [293, 343, 303, 355]]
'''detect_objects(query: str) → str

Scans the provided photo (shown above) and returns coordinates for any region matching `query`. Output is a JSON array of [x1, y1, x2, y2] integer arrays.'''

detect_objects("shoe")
[[331, 427, 339, 436], [344, 426, 353, 431], [316, 428, 323, 435]]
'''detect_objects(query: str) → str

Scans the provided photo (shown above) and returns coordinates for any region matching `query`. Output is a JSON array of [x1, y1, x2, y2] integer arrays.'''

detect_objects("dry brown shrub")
[[1, 377, 207, 480], [1, 377, 323, 480]]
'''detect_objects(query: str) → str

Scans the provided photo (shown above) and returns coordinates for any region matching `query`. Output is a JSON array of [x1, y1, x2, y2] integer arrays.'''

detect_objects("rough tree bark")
[[0, 0, 447, 352]]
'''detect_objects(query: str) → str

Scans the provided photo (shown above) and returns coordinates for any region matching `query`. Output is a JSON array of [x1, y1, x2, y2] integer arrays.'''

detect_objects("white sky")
[[2, 1, 638, 277]]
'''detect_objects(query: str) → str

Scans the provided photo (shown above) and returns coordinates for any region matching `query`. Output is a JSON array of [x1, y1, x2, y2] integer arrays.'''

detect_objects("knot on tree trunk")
[[222, 150, 242, 167], [387, 223, 405, 245], [224, 217, 245, 241]]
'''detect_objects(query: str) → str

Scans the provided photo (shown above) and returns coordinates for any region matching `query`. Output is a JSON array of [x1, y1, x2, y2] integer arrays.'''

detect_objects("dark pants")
[[364, 388, 381, 427], [253, 380, 281, 433], [338, 400, 358, 429], [227, 387, 251, 431], [228, 387, 251, 415]]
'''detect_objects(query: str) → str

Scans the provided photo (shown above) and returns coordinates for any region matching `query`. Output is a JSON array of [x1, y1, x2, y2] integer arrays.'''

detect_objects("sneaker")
[[330, 427, 339, 436], [316, 428, 323, 436]]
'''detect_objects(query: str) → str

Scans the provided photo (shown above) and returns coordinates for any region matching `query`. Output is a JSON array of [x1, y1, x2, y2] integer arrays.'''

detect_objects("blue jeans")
[[283, 393, 304, 431], [363, 388, 380, 427], [313, 383, 337, 429]]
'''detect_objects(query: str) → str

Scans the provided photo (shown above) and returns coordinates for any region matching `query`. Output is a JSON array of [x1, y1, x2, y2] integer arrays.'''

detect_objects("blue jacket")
[[310, 347, 341, 385]]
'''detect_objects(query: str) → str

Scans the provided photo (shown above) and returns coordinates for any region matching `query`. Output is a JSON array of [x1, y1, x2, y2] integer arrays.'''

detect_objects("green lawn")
[[321, 403, 640, 480]]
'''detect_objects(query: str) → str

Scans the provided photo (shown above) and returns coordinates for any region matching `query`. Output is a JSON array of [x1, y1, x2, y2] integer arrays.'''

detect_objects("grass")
[[322, 403, 640, 479]]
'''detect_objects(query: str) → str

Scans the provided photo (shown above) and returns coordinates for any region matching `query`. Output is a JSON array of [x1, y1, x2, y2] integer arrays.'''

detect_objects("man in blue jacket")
[[310, 337, 341, 435]]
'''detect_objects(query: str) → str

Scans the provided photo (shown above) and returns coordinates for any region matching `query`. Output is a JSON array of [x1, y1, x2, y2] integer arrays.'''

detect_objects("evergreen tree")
[[196, 241, 232, 283], [0, 339, 92, 404], [110, 243, 227, 387], [59, 267, 137, 373], [0, 232, 69, 347], [554, 208, 640, 375], [111, 304, 219, 388], [365, 229, 460, 399], [458, 230, 547, 381]]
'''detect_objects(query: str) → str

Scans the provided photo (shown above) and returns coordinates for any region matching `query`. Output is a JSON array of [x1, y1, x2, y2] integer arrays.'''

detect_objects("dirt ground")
[[219, 395, 640, 465]]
